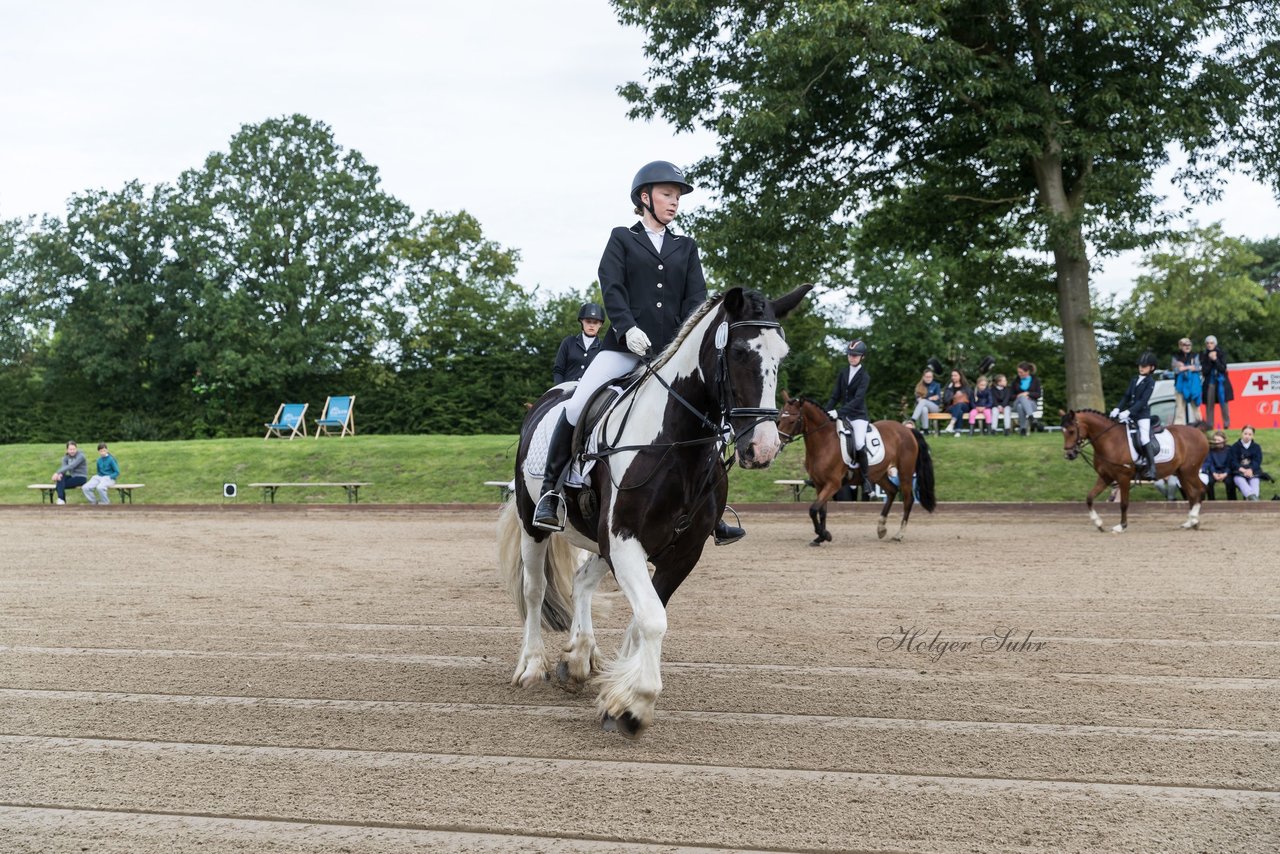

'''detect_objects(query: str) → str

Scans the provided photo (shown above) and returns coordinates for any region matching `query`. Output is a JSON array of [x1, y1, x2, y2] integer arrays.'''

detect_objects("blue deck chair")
[[313, 395, 356, 438], [264, 402, 309, 440]]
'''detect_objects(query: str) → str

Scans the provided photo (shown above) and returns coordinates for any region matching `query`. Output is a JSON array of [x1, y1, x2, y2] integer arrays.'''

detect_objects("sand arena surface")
[[1, 506, 1277, 852]]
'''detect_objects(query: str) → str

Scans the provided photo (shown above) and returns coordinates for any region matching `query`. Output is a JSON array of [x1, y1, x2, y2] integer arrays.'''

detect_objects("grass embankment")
[[4, 428, 1274, 505]]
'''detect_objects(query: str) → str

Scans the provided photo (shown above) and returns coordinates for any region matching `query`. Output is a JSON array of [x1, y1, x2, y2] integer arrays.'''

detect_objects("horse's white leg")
[[596, 538, 666, 735], [512, 535, 551, 687], [560, 554, 608, 683], [1180, 501, 1202, 530]]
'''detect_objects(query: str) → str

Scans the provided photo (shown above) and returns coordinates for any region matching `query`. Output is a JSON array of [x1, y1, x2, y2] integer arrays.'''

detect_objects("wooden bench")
[[774, 479, 809, 502], [484, 480, 514, 500], [247, 482, 371, 504], [28, 483, 145, 504]]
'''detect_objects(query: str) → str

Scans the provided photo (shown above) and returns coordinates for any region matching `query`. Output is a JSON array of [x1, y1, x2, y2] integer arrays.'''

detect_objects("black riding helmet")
[[1138, 351, 1158, 368], [578, 302, 605, 322], [846, 339, 867, 357], [630, 161, 694, 219]]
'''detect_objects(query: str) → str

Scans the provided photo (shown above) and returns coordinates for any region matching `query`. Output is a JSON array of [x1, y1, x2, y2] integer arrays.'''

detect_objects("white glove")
[[828, 410, 838, 420], [1109, 408, 1119, 419], [1119, 410, 1130, 423], [625, 326, 652, 356]]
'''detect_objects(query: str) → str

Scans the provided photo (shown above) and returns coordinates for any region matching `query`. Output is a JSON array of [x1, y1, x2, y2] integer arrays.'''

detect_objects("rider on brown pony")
[[826, 339, 872, 491], [1111, 351, 1159, 479]]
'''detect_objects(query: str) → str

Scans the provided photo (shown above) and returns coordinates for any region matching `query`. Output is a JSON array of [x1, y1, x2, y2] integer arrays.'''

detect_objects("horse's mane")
[[793, 396, 833, 420]]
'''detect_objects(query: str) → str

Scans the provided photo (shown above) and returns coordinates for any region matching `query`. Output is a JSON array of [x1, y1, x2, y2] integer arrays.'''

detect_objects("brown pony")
[[1060, 409, 1209, 532], [778, 393, 936, 544]]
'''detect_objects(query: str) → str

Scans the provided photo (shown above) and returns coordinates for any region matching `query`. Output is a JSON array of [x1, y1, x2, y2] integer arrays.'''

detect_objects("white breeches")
[[849, 418, 868, 450], [563, 350, 642, 426], [1137, 418, 1151, 445]]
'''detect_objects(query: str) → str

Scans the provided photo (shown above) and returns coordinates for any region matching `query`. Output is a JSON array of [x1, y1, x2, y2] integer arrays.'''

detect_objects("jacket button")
[[657, 264, 664, 271], [656, 301, 663, 308], [656, 283, 663, 288]]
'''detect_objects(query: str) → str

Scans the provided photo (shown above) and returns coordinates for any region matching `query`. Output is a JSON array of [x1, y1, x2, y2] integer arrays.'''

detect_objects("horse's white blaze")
[[745, 331, 789, 464]]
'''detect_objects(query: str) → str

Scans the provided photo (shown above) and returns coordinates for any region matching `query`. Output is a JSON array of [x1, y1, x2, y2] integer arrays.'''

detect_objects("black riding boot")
[[714, 517, 745, 546], [855, 446, 873, 491], [533, 413, 574, 531], [1142, 440, 1159, 480], [713, 492, 745, 546]]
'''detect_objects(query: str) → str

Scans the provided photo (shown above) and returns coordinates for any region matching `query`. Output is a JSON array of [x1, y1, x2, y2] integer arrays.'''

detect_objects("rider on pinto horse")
[[532, 160, 745, 546], [1111, 351, 1160, 479]]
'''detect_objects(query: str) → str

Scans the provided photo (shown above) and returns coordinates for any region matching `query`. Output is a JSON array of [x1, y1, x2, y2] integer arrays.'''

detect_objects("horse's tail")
[[496, 497, 577, 632], [913, 428, 937, 512]]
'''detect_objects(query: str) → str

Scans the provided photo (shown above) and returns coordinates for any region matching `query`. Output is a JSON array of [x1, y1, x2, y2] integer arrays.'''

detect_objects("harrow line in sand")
[[7, 646, 1279, 687], [3, 688, 1277, 741], [7, 735, 1280, 802], [5, 731, 1277, 794], [0, 804, 840, 854]]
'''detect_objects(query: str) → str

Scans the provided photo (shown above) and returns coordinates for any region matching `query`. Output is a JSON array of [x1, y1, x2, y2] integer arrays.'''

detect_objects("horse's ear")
[[722, 286, 746, 315], [771, 283, 813, 319], [1059, 408, 1068, 417]]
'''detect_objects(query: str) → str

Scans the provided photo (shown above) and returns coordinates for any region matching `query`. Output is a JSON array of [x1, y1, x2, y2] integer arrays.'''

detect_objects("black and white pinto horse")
[[497, 285, 811, 736]]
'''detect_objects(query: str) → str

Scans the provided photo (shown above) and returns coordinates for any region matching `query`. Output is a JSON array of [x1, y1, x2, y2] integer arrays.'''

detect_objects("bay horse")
[[777, 393, 936, 544], [497, 285, 811, 737], [1060, 409, 1209, 532]]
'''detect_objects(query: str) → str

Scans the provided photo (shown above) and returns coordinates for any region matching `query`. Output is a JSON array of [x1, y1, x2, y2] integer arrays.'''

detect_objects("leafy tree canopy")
[[614, 0, 1280, 407]]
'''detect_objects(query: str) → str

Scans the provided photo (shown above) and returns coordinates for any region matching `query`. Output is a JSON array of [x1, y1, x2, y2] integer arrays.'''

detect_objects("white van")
[[1149, 377, 1177, 425]]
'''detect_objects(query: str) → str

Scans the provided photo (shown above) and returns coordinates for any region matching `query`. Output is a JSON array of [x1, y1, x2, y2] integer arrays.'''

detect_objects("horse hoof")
[[601, 711, 644, 739], [809, 538, 824, 547], [877, 527, 887, 540]]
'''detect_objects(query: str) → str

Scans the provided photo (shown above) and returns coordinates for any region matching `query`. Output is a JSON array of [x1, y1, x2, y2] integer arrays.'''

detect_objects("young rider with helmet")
[[827, 339, 873, 491], [533, 161, 745, 546], [1112, 351, 1159, 479], [552, 302, 605, 385]]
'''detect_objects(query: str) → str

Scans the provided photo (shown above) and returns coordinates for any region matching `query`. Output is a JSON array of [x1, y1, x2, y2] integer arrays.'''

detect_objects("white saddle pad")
[[835, 420, 886, 470], [1129, 429, 1176, 464], [525, 388, 616, 487]]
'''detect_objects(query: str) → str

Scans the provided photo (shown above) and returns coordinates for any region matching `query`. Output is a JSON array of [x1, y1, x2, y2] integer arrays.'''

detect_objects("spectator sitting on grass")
[[1230, 426, 1265, 501], [1201, 430, 1235, 501]]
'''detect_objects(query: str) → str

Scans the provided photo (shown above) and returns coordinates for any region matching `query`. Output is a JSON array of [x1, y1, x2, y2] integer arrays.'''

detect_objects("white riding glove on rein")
[[1109, 408, 1119, 419], [1119, 410, 1131, 423], [625, 326, 652, 356]]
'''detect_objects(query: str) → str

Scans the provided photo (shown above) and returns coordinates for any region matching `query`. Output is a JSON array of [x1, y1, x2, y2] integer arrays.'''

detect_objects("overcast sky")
[[3, 1, 1277, 313]]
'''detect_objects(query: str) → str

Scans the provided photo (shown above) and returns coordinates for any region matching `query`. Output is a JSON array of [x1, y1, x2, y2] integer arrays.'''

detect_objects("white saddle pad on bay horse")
[[1128, 428, 1176, 464], [835, 420, 886, 470]]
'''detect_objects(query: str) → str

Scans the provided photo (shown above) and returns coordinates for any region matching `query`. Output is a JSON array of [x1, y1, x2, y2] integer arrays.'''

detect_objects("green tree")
[[1105, 224, 1276, 396], [168, 114, 412, 429], [392, 211, 546, 432], [614, 0, 1280, 409]]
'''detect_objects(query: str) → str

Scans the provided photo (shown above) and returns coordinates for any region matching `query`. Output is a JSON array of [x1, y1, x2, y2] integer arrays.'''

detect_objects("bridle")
[[589, 310, 787, 470], [777, 397, 836, 444], [713, 319, 785, 429], [1063, 412, 1123, 467]]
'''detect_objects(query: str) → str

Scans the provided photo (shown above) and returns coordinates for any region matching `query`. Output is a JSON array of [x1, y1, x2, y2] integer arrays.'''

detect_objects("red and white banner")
[[1219, 360, 1280, 429]]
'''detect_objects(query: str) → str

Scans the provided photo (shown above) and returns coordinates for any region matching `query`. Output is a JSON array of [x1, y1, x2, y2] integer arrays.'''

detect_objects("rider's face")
[[580, 319, 603, 337], [642, 183, 683, 224]]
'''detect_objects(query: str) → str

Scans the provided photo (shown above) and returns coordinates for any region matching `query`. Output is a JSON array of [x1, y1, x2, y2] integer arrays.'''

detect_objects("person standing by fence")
[[1171, 337, 1201, 426], [1201, 335, 1234, 430]]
